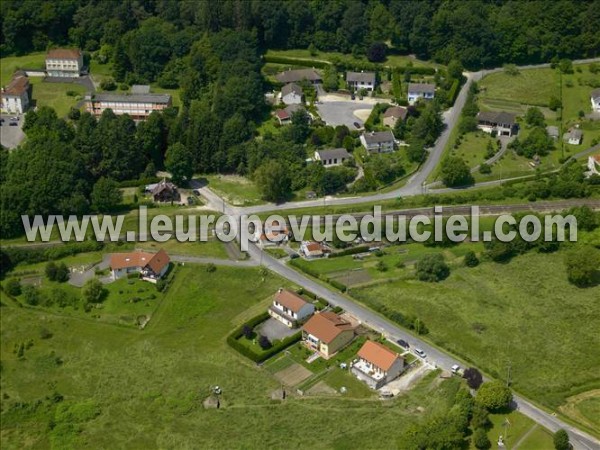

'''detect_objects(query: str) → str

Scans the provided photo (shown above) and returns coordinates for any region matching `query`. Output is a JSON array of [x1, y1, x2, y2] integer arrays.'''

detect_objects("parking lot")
[[0, 114, 25, 149], [315, 91, 378, 129]]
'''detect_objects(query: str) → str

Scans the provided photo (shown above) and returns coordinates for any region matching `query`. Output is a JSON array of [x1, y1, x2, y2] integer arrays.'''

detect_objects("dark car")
[[353, 122, 361, 128], [396, 339, 409, 349], [9, 122, 18, 126]]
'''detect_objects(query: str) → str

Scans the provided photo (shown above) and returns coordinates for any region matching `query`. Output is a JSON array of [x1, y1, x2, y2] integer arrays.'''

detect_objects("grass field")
[[0, 52, 46, 84], [351, 248, 600, 429], [479, 68, 560, 107], [202, 175, 264, 206], [1, 264, 478, 449], [29, 77, 86, 117]]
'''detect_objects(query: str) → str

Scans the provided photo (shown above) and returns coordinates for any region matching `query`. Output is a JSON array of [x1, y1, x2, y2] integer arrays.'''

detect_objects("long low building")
[[85, 91, 172, 120]]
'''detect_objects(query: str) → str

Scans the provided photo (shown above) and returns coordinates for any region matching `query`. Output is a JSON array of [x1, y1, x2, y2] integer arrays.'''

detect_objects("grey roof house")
[[275, 68, 322, 84], [346, 71, 376, 91], [314, 148, 351, 167], [407, 83, 435, 104], [360, 131, 395, 153]]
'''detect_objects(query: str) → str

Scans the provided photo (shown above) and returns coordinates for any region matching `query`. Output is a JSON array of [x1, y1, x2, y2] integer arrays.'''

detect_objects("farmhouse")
[[564, 128, 583, 145], [352, 340, 405, 389], [281, 83, 304, 105], [476, 111, 518, 137], [346, 71, 376, 92], [275, 68, 322, 85], [46, 48, 84, 77], [314, 148, 351, 167], [407, 83, 435, 105], [145, 179, 179, 202], [85, 91, 172, 120], [382, 106, 408, 128], [591, 88, 600, 112], [269, 288, 315, 328], [360, 131, 395, 153], [302, 312, 355, 358], [1, 72, 29, 114], [109, 249, 170, 283], [300, 241, 325, 258]]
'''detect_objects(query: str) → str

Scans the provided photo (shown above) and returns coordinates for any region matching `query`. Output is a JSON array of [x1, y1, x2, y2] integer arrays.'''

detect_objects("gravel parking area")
[[256, 317, 298, 341], [0, 115, 25, 149], [316, 101, 374, 129]]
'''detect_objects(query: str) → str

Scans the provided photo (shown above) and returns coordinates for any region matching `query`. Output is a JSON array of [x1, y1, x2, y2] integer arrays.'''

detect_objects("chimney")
[[278, 288, 283, 293]]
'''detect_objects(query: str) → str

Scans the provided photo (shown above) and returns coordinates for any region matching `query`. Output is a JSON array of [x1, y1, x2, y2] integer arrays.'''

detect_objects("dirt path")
[[558, 389, 600, 432], [512, 424, 538, 449]]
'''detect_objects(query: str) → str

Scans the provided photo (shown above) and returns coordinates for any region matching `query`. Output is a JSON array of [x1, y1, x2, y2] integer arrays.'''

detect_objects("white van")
[[451, 364, 461, 374], [415, 348, 426, 358]]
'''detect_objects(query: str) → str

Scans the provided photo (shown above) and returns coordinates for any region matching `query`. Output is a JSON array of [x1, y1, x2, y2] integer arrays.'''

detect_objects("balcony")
[[352, 359, 385, 381]]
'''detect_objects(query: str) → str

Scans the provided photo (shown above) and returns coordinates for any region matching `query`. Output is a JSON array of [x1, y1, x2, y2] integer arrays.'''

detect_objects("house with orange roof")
[[352, 340, 405, 389], [109, 249, 170, 283], [300, 241, 325, 258], [302, 311, 355, 358], [269, 288, 315, 328]]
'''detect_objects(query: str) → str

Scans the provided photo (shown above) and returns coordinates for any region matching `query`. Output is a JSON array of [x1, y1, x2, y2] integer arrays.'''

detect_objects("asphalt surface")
[[315, 100, 371, 128]]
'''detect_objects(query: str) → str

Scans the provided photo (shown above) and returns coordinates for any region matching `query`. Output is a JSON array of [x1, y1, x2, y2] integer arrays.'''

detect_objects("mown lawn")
[[202, 174, 264, 207], [1, 264, 472, 449], [0, 52, 46, 84], [479, 67, 561, 107], [29, 77, 86, 117], [352, 249, 600, 418]]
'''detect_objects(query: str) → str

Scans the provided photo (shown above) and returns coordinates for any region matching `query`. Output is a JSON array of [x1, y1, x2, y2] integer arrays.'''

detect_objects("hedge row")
[[289, 260, 347, 292], [227, 311, 302, 363], [329, 245, 371, 258], [117, 176, 161, 188], [2, 241, 104, 271], [263, 55, 330, 69], [263, 54, 436, 76], [446, 78, 460, 106], [362, 297, 429, 335]]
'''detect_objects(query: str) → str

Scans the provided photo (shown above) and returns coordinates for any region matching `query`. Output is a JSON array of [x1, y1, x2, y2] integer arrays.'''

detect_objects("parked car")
[[9, 122, 18, 126], [451, 364, 461, 374], [396, 339, 409, 349], [414, 348, 426, 358], [353, 121, 360, 128]]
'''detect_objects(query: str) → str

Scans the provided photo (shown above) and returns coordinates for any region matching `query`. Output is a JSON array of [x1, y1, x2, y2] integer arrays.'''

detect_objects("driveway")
[[68, 254, 111, 287], [255, 318, 298, 342]]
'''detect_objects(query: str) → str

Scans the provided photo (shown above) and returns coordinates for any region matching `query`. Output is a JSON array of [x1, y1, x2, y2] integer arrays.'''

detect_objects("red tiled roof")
[[2, 75, 29, 96], [47, 48, 81, 60], [110, 249, 169, 274], [357, 340, 402, 372], [303, 312, 354, 344], [275, 109, 290, 120], [274, 289, 308, 313], [305, 242, 323, 253]]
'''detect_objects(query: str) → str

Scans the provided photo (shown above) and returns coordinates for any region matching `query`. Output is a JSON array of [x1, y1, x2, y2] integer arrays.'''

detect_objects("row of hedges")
[[263, 54, 436, 76], [227, 312, 302, 363], [358, 296, 429, 335], [263, 55, 330, 69], [446, 78, 460, 106], [116, 176, 162, 188], [329, 245, 371, 258], [2, 241, 104, 275]]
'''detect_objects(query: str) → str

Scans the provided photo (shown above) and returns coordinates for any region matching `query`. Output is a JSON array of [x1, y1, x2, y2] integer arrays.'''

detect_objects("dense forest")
[[1, 0, 599, 238], [1, 0, 599, 69]]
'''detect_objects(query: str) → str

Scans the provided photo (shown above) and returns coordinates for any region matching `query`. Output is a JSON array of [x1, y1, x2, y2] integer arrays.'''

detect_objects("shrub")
[[100, 78, 117, 91], [415, 254, 450, 282], [463, 367, 484, 389], [473, 428, 491, 449], [376, 261, 387, 272], [205, 263, 216, 273], [475, 381, 513, 412], [332, 306, 343, 314], [258, 335, 272, 350], [242, 324, 253, 339], [22, 285, 40, 306], [463, 251, 480, 267], [5, 278, 22, 296], [479, 163, 491, 174], [39, 327, 53, 339], [553, 429, 570, 450]]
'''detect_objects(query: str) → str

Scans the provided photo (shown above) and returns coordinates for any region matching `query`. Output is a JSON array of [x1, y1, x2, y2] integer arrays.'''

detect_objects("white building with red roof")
[[352, 340, 405, 389], [46, 48, 84, 77], [109, 249, 170, 283], [588, 154, 600, 176], [269, 288, 315, 328], [1, 73, 29, 114]]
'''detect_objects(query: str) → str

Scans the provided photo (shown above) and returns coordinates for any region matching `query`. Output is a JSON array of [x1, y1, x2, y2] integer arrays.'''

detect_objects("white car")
[[414, 348, 426, 358], [451, 364, 461, 374]]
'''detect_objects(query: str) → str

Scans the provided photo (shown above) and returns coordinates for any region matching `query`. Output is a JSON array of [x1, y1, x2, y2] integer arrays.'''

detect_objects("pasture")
[[1, 263, 477, 449]]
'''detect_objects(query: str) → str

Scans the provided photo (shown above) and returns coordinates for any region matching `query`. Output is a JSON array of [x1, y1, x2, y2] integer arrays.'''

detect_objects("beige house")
[[269, 289, 315, 328], [352, 340, 405, 389], [46, 48, 84, 77], [382, 106, 408, 128], [109, 249, 170, 283], [302, 312, 355, 358]]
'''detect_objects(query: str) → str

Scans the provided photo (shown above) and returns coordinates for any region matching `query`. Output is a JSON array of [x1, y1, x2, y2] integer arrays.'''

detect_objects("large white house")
[[351, 340, 405, 389], [109, 249, 170, 283], [85, 90, 172, 120], [407, 83, 435, 105], [268, 288, 315, 328], [591, 88, 600, 112], [477, 111, 518, 137], [346, 71, 376, 92], [1, 72, 29, 114], [46, 48, 84, 77], [360, 131, 395, 153]]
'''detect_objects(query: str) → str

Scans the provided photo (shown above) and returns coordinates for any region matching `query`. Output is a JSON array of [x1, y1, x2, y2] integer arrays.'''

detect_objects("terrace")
[[352, 358, 385, 381]]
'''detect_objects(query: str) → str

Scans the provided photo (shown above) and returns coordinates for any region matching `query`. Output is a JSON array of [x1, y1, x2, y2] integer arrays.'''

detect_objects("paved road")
[[243, 240, 599, 450], [170, 254, 257, 267]]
